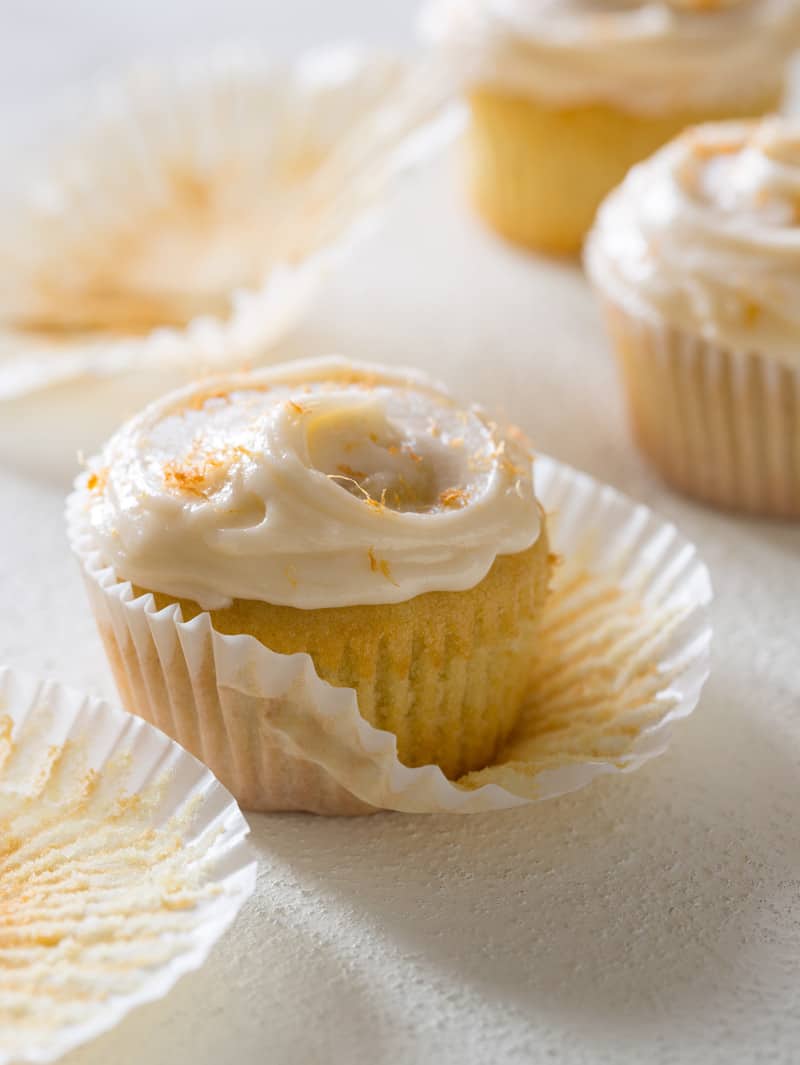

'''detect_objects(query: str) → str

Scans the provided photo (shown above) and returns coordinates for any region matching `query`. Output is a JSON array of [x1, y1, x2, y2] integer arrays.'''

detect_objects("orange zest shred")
[[368, 547, 398, 585], [185, 388, 232, 412], [163, 444, 251, 498], [327, 473, 385, 512], [686, 132, 743, 159], [500, 455, 526, 478], [163, 458, 224, 497], [86, 467, 108, 493], [438, 487, 468, 509], [337, 463, 367, 480]]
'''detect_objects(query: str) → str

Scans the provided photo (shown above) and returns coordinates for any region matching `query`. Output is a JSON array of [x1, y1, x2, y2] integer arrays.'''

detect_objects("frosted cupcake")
[[586, 117, 800, 517], [68, 358, 551, 804], [422, 0, 800, 253]]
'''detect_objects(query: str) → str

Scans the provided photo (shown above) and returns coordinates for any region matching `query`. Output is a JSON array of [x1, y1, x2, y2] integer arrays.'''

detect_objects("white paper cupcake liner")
[[594, 296, 800, 517], [0, 45, 458, 402], [0, 665, 256, 1065], [66, 455, 712, 815]]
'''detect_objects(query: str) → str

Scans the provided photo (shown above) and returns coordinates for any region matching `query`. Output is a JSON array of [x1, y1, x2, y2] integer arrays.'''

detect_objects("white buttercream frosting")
[[585, 117, 800, 365], [79, 357, 541, 610], [421, 0, 800, 113]]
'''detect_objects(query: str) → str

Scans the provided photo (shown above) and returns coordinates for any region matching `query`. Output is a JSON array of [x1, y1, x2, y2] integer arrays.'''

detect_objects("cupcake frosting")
[[80, 357, 541, 609], [422, 0, 800, 113], [586, 118, 800, 365]]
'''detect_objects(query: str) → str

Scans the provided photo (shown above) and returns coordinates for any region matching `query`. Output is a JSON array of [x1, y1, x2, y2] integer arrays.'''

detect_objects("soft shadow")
[[250, 664, 800, 1040], [61, 887, 390, 1065]]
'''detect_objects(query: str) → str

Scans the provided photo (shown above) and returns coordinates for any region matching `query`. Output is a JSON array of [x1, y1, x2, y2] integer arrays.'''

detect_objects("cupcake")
[[422, 0, 800, 253], [586, 117, 800, 517], [68, 358, 551, 810]]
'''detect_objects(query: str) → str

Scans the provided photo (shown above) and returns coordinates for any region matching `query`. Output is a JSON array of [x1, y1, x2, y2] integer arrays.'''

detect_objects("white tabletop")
[[2, 5, 799, 1065]]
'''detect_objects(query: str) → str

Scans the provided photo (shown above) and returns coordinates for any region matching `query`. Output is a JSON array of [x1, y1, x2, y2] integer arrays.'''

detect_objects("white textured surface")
[[1, 4, 799, 1064]]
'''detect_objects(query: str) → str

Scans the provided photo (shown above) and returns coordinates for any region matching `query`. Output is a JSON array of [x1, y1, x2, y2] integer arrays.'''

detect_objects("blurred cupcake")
[[68, 358, 551, 808], [422, 0, 800, 253], [586, 117, 800, 517]]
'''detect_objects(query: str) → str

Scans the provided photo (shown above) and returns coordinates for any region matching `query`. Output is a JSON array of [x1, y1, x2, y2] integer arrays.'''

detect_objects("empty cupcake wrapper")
[[0, 45, 459, 402], [0, 665, 256, 1065], [66, 455, 712, 816], [598, 298, 800, 518]]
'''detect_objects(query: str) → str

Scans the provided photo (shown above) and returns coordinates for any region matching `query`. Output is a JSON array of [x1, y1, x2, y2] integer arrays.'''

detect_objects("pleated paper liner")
[[0, 666, 256, 1065], [598, 298, 800, 518], [0, 45, 458, 403], [67, 455, 712, 815]]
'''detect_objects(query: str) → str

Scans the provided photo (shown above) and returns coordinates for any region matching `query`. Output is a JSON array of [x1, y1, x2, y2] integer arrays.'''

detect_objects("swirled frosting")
[[80, 357, 541, 610], [421, 0, 800, 113], [585, 118, 800, 365]]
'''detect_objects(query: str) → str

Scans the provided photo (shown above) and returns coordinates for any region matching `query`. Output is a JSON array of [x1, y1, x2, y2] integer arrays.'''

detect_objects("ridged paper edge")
[[0, 666, 256, 1065]]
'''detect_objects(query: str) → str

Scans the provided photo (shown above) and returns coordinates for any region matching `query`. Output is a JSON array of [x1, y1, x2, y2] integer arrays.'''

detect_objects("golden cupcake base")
[[467, 88, 783, 254], [142, 526, 552, 784]]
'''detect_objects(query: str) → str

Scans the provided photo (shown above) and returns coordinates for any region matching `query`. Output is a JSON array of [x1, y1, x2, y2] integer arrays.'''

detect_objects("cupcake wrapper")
[[0, 45, 458, 402], [0, 666, 256, 1065], [601, 299, 800, 517], [66, 456, 712, 816]]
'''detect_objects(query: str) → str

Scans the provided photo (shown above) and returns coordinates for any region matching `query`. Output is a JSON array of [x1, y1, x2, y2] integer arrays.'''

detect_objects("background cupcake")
[[68, 357, 551, 811], [586, 117, 800, 517], [422, 0, 800, 253]]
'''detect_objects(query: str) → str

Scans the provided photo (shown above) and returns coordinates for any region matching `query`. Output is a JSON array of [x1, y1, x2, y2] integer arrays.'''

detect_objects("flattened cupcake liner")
[[0, 666, 256, 1064], [67, 455, 712, 815], [0, 45, 457, 401], [600, 299, 800, 518]]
